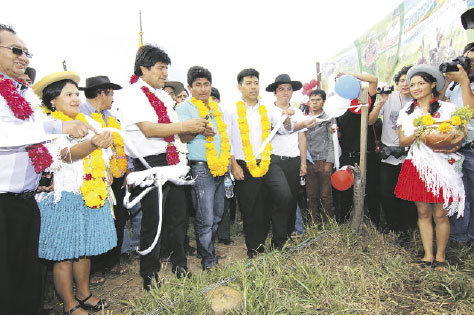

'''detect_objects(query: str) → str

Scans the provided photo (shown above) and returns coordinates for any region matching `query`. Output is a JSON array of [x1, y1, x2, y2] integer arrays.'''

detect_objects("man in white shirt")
[[115, 44, 209, 290], [227, 69, 303, 257], [265, 74, 316, 237]]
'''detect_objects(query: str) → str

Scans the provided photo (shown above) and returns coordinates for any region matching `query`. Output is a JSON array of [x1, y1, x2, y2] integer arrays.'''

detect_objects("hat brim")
[[33, 71, 80, 98], [406, 64, 446, 92], [265, 81, 303, 92], [78, 82, 122, 91]]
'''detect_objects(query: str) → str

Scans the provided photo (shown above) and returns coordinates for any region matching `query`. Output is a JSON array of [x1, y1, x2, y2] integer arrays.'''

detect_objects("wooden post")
[[350, 105, 368, 232], [316, 62, 322, 89]]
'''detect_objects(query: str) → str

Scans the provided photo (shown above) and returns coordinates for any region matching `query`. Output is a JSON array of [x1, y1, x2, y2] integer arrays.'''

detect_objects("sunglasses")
[[0, 46, 33, 58]]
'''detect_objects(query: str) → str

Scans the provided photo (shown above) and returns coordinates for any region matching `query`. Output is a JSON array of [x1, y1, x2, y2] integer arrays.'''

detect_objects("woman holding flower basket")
[[395, 65, 472, 269]]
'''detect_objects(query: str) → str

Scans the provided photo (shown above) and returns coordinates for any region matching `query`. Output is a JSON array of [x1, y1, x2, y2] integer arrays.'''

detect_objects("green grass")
[[123, 220, 474, 315]]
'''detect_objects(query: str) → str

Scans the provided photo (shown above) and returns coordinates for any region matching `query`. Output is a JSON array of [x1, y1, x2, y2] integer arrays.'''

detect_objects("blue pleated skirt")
[[37, 191, 117, 261]]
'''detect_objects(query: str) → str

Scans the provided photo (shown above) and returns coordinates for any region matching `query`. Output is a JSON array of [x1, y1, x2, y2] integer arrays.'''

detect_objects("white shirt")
[[270, 104, 307, 157], [225, 99, 291, 161], [114, 78, 179, 159]]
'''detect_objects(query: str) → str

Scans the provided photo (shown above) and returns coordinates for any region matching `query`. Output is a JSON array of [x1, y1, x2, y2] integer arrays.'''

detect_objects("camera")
[[376, 85, 394, 94], [439, 56, 471, 73]]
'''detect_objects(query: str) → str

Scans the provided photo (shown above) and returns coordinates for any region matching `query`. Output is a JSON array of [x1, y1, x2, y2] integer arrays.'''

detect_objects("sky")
[[2, 0, 402, 104]]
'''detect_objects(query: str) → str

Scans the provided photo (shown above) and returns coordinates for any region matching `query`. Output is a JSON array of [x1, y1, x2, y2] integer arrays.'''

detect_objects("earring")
[[50, 102, 56, 112]]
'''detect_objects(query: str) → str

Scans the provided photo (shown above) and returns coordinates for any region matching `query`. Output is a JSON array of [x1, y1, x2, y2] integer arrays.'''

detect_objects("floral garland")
[[0, 75, 53, 173], [50, 110, 108, 209], [190, 97, 230, 176], [90, 113, 127, 178], [236, 101, 272, 177], [129, 75, 181, 165]]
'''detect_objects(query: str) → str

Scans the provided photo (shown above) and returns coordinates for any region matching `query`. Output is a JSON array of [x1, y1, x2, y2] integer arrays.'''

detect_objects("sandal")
[[75, 293, 109, 312], [413, 259, 433, 268], [432, 260, 449, 269], [63, 304, 83, 315]]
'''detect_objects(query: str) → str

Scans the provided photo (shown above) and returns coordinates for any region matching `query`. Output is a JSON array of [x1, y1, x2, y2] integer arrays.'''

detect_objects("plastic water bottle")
[[224, 174, 234, 199]]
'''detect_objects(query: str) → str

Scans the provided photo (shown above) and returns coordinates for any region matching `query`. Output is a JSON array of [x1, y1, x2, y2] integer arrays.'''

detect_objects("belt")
[[271, 154, 298, 160], [237, 159, 261, 164], [461, 141, 474, 150], [343, 151, 374, 158], [190, 160, 207, 166], [0, 191, 36, 199]]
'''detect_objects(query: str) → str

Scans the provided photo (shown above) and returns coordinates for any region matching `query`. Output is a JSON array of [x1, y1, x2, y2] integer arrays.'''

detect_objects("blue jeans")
[[450, 148, 474, 244], [191, 163, 224, 269], [293, 204, 305, 236], [121, 202, 142, 254]]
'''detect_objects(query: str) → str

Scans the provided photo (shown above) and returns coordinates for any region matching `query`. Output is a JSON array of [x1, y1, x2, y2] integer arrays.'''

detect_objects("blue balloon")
[[335, 75, 360, 100]]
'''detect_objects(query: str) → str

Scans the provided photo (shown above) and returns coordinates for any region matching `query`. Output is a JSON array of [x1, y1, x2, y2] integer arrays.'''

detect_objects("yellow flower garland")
[[236, 101, 272, 178], [190, 97, 230, 177], [90, 113, 127, 178], [50, 110, 108, 209]]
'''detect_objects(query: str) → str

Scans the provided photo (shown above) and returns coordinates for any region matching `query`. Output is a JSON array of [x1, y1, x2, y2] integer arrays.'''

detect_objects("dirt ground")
[[42, 233, 249, 314]]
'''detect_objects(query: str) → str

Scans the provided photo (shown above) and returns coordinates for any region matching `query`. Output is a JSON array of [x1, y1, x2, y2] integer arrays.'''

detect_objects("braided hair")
[[406, 72, 440, 115]]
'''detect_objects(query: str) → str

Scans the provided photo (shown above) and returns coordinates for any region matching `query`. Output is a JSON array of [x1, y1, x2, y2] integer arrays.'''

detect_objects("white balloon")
[[323, 95, 352, 118]]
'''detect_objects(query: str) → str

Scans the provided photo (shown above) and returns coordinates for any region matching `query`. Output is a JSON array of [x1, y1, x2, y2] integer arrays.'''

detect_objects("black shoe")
[[143, 273, 160, 291], [218, 238, 234, 245], [172, 264, 192, 279]]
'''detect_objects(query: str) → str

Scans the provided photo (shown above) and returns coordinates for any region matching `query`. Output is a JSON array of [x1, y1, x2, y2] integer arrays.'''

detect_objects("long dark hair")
[[406, 72, 440, 115], [42, 79, 78, 112]]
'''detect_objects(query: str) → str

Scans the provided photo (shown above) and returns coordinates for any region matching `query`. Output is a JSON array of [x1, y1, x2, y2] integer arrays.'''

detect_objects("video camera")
[[439, 56, 471, 73], [376, 85, 394, 94]]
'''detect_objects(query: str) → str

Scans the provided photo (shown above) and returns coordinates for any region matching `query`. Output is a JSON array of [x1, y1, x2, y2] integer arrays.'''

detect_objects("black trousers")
[[0, 194, 42, 314], [91, 176, 127, 272], [217, 196, 236, 240], [334, 151, 381, 227], [234, 159, 292, 257], [134, 155, 187, 279], [268, 155, 301, 236], [379, 162, 417, 231]]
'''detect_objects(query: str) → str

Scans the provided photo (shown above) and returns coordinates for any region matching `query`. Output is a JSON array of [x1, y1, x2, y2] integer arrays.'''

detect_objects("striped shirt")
[[0, 73, 62, 193]]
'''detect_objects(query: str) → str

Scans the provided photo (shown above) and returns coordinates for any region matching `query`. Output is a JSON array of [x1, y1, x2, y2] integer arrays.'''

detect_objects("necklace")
[[50, 110, 108, 208], [190, 97, 230, 176], [0, 75, 53, 173], [236, 101, 272, 177], [90, 113, 127, 178]]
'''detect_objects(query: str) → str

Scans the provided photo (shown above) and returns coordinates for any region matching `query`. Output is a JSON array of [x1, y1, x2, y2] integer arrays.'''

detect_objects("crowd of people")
[[0, 23, 473, 315]]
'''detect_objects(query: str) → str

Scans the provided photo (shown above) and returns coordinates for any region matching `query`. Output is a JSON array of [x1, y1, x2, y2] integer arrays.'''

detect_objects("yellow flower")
[[437, 122, 451, 133], [421, 114, 435, 126], [451, 116, 461, 126]]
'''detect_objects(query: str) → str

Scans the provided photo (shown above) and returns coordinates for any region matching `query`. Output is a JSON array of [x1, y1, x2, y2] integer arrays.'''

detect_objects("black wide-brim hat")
[[265, 74, 302, 92], [78, 75, 122, 91]]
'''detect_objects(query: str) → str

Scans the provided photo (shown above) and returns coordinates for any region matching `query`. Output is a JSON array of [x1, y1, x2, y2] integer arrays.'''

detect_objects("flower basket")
[[420, 123, 467, 151]]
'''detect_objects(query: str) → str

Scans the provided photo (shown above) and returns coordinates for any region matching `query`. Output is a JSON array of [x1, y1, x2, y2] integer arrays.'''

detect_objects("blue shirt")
[[175, 98, 222, 161], [445, 82, 474, 144], [80, 100, 113, 123]]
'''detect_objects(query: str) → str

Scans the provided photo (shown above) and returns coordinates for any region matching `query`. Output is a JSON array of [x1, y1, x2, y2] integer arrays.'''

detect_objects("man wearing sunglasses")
[[441, 43, 474, 247], [0, 24, 93, 314]]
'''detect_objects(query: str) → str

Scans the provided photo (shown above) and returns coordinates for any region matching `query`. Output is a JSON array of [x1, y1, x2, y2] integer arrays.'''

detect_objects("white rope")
[[97, 127, 193, 256], [251, 114, 287, 161]]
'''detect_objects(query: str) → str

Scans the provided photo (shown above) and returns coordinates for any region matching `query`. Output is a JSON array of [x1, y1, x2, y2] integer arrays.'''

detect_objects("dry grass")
[[124, 220, 474, 315]]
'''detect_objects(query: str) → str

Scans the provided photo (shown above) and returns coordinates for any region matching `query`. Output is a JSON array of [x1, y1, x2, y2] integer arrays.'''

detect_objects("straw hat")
[[33, 71, 80, 98]]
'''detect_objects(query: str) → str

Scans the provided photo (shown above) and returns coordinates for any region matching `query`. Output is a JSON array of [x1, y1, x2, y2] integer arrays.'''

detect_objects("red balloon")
[[310, 79, 317, 88], [331, 168, 353, 191], [305, 89, 312, 96], [303, 83, 310, 90]]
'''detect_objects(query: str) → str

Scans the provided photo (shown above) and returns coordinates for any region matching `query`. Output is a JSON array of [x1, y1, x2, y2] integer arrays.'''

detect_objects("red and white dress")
[[394, 101, 465, 218]]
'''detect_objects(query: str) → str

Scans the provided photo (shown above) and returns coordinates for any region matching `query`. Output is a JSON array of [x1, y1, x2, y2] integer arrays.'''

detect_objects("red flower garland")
[[0, 77, 33, 119], [26, 143, 54, 173], [139, 85, 179, 165], [0, 75, 53, 173]]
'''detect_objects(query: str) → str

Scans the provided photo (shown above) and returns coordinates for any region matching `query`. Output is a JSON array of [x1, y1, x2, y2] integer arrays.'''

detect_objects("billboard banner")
[[323, 0, 467, 91]]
